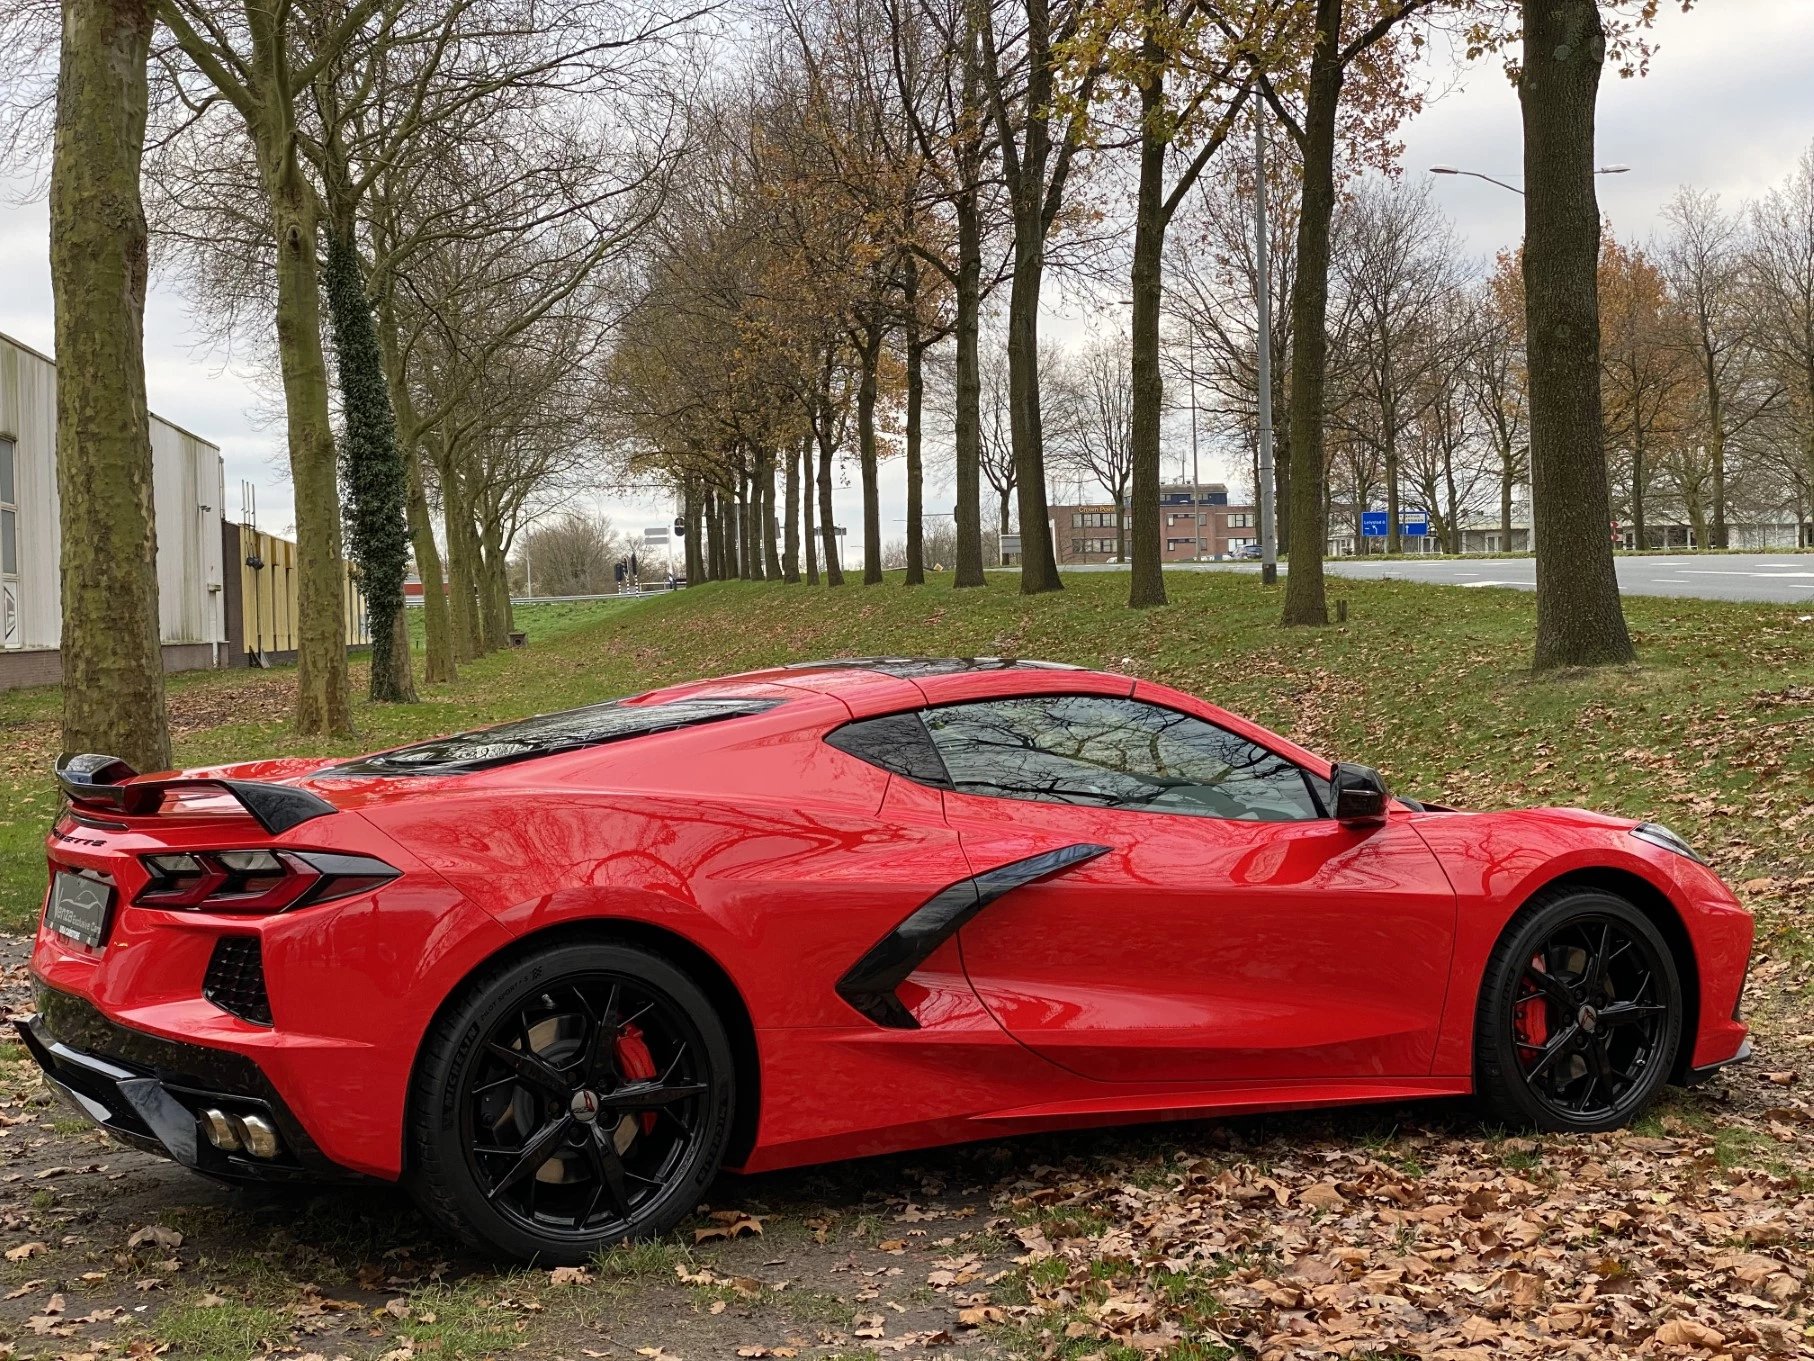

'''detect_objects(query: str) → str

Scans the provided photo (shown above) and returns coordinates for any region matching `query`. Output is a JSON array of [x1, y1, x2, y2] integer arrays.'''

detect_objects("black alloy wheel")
[[1475, 889, 1682, 1132], [410, 943, 735, 1262]]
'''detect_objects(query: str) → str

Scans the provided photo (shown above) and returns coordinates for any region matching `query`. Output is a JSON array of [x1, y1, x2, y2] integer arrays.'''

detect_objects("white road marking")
[[1462, 580, 1525, 588]]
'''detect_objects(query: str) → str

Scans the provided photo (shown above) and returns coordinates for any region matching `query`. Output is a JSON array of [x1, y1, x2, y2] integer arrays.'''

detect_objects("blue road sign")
[[1362, 511, 1431, 538]]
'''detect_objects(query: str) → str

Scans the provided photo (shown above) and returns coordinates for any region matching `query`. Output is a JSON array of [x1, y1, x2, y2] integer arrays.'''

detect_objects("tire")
[[1474, 887, 1683, 1133], [409, 941, 736, 1263]]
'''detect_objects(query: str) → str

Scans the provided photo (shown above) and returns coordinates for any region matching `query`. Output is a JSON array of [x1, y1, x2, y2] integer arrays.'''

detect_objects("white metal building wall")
[[0, 331, 226, 653]]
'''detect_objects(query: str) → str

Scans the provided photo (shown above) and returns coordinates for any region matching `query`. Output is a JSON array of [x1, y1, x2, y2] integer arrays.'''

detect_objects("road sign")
[[1361, 511, 1430, 538], [1000, 532, 1021, 561], [642, 527, 670, 543]]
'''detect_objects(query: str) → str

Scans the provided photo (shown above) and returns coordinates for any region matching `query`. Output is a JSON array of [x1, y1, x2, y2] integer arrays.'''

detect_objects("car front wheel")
[[1474, 888, 1683, 1133], [409, 941, 736, 1263]]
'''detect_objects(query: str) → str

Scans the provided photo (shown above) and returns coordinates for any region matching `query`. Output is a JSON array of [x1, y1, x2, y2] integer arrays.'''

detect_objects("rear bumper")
[[18, 984, 364, 1184]]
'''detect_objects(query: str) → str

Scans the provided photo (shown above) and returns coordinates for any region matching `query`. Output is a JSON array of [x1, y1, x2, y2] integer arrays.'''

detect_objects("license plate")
[[46, 871, 114, 948]]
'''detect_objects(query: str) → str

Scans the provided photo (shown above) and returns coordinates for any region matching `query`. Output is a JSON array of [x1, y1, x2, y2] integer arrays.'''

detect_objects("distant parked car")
[[1236, 543, 1263, 560]]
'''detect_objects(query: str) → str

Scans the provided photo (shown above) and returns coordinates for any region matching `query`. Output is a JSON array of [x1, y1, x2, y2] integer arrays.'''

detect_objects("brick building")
[[1051, 484, 1262, 565]]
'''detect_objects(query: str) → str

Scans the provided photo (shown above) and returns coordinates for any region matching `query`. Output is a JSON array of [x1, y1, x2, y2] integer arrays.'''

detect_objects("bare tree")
[[976, 0, 1105, 594], [1747, 143, 1814, 547], [1658, 187, 1782, 549], [1049, 335, 1136, 560], [1327, 177, 1471, 552]]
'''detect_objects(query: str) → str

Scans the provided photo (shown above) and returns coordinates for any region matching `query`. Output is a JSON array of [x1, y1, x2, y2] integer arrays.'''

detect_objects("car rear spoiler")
[[55, 753, 337, 836]]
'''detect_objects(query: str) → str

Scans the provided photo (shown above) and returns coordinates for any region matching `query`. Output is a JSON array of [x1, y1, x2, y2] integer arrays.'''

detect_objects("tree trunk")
[[953, 193, 986, 588], [443, 487, 482, 659], [1273, 360, 1292, 556], [904, 313, 926, 586], [818, 439, 844, 586], [1006, 231, 1062, 593], [761, 449, 782, 580], [322, 226, 414, 703], [50, 0, 171, 772], [1000, 487, 1013, 535], [477, 520, 511, 650], [1708, 416, 1727, 550], [1385, 419, 1401, 554], [684, 478, 703, 584], [1126, 36, 1168, 609], [803, 443, 820, 585], [1500, 443, 1515, 544], [1521, 0, 1634, 668], [1630, 431, 1646, 549], [376, 299, 453, 683], [857, 325, 885, 585], [402, 445, 451, 682], [1280, 0, 1341, 627], [251, 57, 352, 733], [784, 440, 802, 582]]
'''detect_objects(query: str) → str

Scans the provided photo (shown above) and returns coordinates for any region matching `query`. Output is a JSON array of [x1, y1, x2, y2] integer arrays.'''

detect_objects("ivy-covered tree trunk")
[[49, 0, 172, 772], [322, 229, 415, 702], [1521, 0, 1634, 668]]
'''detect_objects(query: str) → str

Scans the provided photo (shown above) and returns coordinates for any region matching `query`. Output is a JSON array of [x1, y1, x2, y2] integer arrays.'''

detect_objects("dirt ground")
[[0, 929, 1809, 1361]]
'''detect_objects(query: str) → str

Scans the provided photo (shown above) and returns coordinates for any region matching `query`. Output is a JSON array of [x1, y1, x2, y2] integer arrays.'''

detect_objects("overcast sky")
[[1, 0, 1809, 566]]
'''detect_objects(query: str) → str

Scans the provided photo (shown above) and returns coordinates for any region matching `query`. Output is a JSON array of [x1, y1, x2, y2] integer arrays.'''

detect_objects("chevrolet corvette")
[[23, 658, 1751, 1261]]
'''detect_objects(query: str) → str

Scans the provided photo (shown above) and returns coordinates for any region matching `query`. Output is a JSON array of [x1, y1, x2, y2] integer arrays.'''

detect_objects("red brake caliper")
[[1514, 953, 1551, 1061], [614, 1025, 658, 1133]]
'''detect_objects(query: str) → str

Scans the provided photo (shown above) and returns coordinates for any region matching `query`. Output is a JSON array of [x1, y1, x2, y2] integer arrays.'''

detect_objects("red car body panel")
[[28, 661, 1752, 1185]]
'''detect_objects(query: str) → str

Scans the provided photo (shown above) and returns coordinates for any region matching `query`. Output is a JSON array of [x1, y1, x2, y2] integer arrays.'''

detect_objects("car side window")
[[923, 695, 1322, 822]]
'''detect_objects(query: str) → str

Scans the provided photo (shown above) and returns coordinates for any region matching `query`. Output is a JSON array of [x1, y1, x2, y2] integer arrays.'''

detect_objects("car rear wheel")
[[409, 941, 735, 1263], [1474, 888, 1682, 1133]]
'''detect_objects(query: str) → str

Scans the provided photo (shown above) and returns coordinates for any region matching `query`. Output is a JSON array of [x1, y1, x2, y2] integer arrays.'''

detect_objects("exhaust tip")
[[237, 1113, 282, 1159], [200, 1108, 240, 1151]]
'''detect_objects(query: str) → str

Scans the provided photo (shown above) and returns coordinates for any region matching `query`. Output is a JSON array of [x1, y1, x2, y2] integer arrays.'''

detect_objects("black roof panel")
[[780, 657, 1081, 678]]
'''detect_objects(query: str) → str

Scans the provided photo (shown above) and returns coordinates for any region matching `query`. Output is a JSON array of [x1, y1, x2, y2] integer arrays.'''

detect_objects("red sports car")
[[24, 659, 1751, 1262]]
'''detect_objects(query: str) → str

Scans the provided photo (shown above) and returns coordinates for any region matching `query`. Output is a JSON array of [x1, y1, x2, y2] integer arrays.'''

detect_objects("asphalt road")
[[1061, 553, 1814, 604]]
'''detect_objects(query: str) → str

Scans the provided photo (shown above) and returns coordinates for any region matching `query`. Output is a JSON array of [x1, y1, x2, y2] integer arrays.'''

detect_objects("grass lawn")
[[0, 572, 1810, 1359]]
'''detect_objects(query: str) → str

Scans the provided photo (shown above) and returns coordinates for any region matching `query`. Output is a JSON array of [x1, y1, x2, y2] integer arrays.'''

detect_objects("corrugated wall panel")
[[1, 332, 225, 652]]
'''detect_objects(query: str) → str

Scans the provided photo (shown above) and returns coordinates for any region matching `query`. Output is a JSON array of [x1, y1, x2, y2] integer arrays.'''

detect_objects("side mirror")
[[1332, 762, 1390, 825]]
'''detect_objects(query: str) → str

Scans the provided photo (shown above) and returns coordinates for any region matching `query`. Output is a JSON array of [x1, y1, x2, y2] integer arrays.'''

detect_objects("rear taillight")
[[134, 850, 399, 913]]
